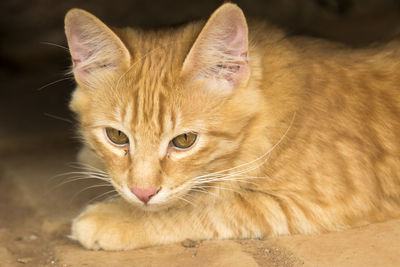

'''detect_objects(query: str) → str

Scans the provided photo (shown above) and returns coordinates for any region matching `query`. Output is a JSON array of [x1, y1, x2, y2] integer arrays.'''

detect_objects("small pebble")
[[181, 239, 198, 248], [17, 257, 33, 264], [29, 234, 38, 241]]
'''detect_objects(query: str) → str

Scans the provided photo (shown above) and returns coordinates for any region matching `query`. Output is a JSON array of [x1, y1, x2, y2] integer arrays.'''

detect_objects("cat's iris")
[[171, 133, 197, 149], [105, 128, 129, 146]]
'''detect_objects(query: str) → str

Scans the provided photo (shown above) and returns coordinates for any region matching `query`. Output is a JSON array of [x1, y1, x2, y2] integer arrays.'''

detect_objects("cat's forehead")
[[108, 80, 179, 140], [120, 28, 194, 82], [103, 31, 191, 132], [97, 27, 209, 138]]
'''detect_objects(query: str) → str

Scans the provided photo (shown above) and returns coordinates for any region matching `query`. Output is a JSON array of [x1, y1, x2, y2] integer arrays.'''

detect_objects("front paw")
[[71, 202, 140, 250]]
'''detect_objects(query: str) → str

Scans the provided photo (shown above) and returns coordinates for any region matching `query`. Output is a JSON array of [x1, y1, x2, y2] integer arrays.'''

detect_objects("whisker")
[[47, 174, 110, 193], [52, 170, 108, 178], [37, 76, 73, 91], [40, 41, 69, 51], [49, 172, 109, 182], [195, 150, 269, 179], [103, 193, 121, 202], [69, 135, 86, 142], [67, 162, 107, 174], [193, 177, 259, 186], [177, 196, 196, 207], [56, 175, 109, 186], [198, 162, 269, 183], [44, 112, 74, 124], [193, 160, 268, 184], [197, 174, 266, 181], [189, 188, 209, 193], [69, 183, 114, 204], [194, 185, 241, 194], [87, 189, 118, 204], [194, 112, 296, 179], [195, 171, 268, 182], [189, 187, 218, 198]]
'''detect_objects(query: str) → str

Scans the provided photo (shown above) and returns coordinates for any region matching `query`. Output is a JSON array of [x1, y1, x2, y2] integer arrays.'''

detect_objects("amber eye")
[[171, 133, 197, 149], [105, 128, 129, 146]]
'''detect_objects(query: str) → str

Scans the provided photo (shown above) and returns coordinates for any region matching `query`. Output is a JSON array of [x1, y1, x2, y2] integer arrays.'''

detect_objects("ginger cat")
[[64, 3, 400, 250]]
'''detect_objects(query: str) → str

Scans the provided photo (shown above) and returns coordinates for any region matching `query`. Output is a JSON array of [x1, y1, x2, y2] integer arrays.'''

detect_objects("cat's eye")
[[171, 133, 197, 149], [105, 128, 129, 146]]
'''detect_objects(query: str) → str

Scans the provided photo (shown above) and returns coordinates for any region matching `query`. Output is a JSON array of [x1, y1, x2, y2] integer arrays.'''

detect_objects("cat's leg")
[[71, 193, 289, 250]]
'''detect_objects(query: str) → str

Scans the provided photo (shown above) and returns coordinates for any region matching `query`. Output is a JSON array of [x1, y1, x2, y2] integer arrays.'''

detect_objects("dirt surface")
[[1, 0, 400, 266]]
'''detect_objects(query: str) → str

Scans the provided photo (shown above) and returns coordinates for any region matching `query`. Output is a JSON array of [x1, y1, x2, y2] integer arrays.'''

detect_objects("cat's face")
[[66, 4, 256, 210]]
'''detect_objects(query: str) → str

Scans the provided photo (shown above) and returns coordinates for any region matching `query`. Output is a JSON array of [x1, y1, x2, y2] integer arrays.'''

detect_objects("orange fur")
[[65, 3, 400, 250]]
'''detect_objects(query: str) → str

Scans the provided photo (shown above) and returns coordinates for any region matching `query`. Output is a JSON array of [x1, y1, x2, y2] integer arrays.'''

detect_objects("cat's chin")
[[136, 203, 170, 212], [122, 197, 188, 212], [133, 202, 185, 212]]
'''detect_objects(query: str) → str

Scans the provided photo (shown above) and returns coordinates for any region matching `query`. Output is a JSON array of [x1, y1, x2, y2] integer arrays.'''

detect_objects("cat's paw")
[[71, 203, 139, 250]]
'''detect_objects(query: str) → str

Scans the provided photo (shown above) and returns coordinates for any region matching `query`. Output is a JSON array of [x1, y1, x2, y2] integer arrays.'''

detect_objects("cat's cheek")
[[77, 145, 106, 171]]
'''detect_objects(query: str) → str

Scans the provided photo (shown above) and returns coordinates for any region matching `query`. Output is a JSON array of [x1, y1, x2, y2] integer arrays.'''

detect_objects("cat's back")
[[250, 21, 400, 222], [248, 20, 400, 138]]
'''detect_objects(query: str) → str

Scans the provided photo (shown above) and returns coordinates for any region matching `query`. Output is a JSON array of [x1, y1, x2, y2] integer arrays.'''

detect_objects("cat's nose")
[[130, 187, 159, 204]]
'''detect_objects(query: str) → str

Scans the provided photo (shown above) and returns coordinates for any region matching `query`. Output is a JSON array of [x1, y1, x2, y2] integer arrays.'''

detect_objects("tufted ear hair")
[[181, 3, 249, 94], [65, 9, 130, 86]]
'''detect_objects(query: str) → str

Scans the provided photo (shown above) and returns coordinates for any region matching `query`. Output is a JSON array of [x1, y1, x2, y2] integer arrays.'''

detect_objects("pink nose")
[[130, 187, 159, 204]]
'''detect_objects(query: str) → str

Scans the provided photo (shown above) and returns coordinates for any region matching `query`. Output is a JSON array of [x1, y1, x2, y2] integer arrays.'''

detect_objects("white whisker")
[[87, 189, 119, 204], [67, 162, 107, 174], [40, 41, 70, 51], [51, 171, 109, 179], [43, 113, 74, 124], [192, 154, 271, 185], [189, 187, 219, 198], [177, 196, 196, 207], [69, 183, 114, 204], [103, 193, 121, 202], [47, 162, 111, 196], [194, 177, 259, 186], [194, 185, 241, 194], [49, 175, 109, 187], [189, 112, 295, 195], [194, 112, 295, 180], [37, 77, 73, 91], [58, 175, 109, 185]]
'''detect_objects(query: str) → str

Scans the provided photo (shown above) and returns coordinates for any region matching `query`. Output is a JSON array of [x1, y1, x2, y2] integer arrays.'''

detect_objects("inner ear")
[[65, 9, 131, 85], [181, 3, 249, 93]]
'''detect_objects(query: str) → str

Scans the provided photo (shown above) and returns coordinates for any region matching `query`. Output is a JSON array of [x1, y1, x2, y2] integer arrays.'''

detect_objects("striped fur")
[[66, 3, 400, 250]]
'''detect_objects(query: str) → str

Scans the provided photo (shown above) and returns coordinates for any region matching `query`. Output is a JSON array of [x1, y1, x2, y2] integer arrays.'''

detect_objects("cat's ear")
[[181, 3, 249, 94], [65, 9, 130, 86]]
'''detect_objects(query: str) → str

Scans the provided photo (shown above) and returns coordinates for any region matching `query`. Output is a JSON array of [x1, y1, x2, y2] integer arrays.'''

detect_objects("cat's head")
[[65, 3, 260, 210]]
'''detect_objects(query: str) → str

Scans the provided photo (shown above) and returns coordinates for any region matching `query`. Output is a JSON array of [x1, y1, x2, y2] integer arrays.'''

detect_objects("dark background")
[[1, 0, 400, 151]]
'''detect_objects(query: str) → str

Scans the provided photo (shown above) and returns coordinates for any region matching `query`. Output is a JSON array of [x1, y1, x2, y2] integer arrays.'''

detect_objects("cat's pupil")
[[105, 128, 129, 146], [171, 133, 197, 149]]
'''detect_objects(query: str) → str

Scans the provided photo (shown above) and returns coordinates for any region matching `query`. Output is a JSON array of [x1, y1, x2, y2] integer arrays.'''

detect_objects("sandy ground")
[[0, 135, 399, 267]]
